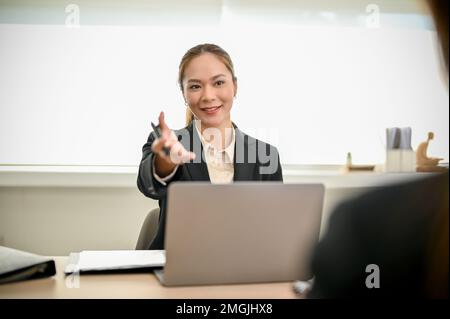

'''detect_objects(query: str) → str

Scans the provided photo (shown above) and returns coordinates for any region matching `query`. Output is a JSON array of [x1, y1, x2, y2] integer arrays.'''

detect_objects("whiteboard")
[[0, 13, 448, 165]]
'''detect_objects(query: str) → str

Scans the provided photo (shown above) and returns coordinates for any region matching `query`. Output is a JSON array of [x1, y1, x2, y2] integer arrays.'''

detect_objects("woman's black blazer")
[[137, 122, 283, 249]]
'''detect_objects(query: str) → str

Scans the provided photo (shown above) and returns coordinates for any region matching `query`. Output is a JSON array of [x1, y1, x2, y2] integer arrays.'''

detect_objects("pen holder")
[[385, 149, 416, 173]]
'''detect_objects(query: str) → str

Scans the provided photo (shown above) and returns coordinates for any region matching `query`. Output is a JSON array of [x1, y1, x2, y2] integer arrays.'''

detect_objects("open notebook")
[[64, 250, 165, 274]]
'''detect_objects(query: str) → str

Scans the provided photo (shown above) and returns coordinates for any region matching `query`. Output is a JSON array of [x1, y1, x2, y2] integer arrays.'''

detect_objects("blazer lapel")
[[233, 125, 257, 181], [184, 121, 210, 182], [182, 122, 256, 182]]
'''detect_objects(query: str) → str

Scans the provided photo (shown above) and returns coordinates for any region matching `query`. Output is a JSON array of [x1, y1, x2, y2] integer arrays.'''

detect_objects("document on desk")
[[64, 250, 165, 274]]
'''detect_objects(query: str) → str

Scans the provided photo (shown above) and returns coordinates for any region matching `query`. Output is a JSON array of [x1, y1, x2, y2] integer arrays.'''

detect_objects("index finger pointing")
[[158, 111, 170, 135]]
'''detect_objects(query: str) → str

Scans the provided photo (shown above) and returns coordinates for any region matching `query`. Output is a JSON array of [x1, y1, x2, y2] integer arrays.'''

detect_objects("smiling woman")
[[137, 43, 283, 250]]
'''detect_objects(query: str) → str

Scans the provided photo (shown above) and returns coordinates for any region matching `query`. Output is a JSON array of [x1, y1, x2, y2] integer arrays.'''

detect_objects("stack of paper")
[[64, 250, 165, 274]]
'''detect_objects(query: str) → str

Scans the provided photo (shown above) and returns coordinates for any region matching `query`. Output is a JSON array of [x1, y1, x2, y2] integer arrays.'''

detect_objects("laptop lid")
[[162, 182, 324, 286]]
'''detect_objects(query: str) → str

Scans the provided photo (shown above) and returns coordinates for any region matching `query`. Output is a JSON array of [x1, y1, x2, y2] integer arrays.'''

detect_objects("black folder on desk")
[[0, 246, 56, 284]]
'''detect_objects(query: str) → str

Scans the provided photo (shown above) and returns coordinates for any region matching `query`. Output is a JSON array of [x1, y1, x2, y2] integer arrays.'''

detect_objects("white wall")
[[0, 186, 158, 255], [0, 168, 424, 256]]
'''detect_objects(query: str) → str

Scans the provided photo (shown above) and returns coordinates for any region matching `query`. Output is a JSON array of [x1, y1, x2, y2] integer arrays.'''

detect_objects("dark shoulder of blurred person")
[[309, 173, 448, 298], [308, 0, 448, 298]]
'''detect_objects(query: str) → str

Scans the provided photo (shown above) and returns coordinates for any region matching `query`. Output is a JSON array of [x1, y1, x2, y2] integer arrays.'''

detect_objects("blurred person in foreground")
[[308, 0, 448, 298]]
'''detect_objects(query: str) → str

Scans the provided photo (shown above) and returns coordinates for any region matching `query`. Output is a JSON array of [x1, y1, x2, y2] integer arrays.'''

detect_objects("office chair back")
[[135, 208, 160, 250]]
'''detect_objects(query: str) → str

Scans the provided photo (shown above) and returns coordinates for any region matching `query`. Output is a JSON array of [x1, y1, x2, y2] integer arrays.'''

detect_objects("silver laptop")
[[155, 182, 324, 286]]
